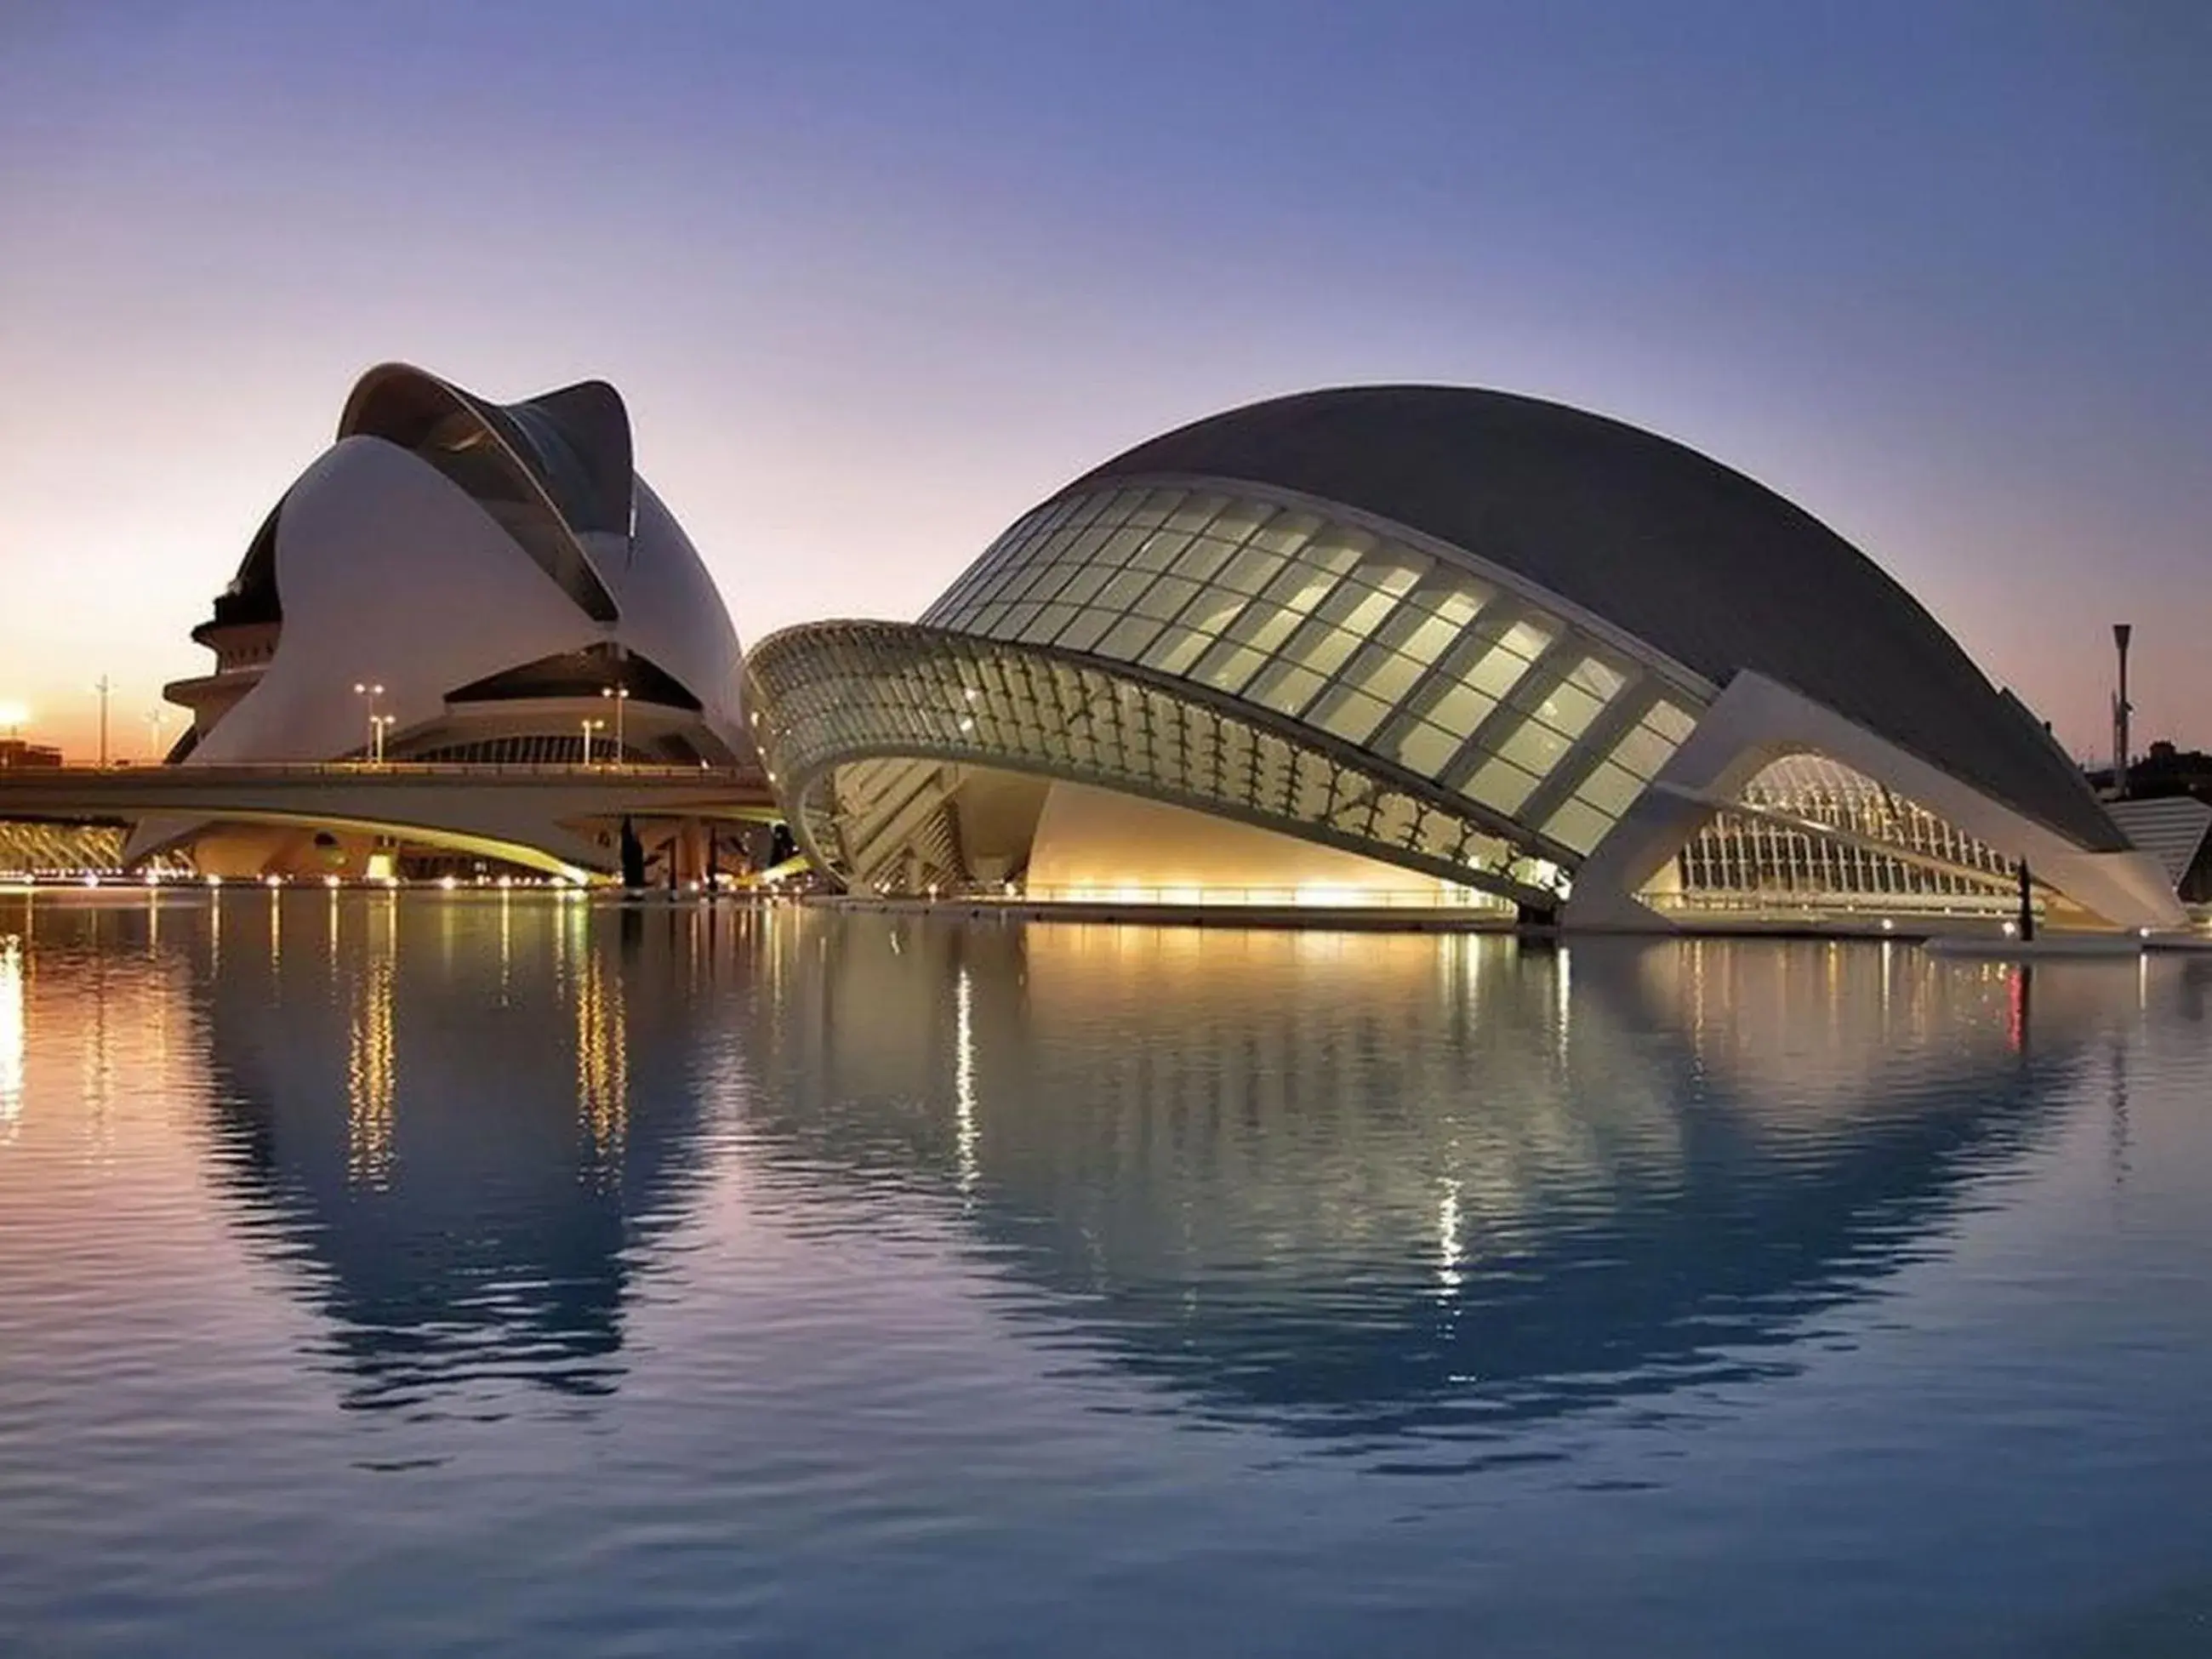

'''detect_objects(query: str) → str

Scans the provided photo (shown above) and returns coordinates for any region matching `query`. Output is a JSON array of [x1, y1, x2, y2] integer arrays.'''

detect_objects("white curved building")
[[745, 385, 2182, 932], [145, 363, 758, 876]]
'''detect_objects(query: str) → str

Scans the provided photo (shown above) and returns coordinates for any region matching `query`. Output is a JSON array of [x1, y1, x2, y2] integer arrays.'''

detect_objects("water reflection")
[[742, 917, 2129, 1440], [185, 893, 715, 1412], [0, 931, 22, 1139], [0, 896, 2158, 1452]]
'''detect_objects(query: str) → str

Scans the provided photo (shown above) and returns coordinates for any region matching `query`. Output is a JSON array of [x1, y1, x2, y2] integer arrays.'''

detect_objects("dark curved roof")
[[339, 362, 629, 621], [1076, 386, 2122, 852]]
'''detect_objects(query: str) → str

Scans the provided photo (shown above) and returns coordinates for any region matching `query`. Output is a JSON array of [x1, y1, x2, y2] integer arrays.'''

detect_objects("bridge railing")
[[0, 761, 767, 783]]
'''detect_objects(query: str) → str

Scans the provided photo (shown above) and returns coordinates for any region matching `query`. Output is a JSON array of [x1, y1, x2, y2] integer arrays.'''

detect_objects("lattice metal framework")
[[923, 480, 1705, 860], [1673, 754, 2018, 907], [745, 623, 1580, 907]]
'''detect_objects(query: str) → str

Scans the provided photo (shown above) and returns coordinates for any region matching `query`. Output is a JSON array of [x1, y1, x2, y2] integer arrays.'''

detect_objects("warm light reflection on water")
[[0, 932, 21, 1137], [0, 894, 2209, 1657]]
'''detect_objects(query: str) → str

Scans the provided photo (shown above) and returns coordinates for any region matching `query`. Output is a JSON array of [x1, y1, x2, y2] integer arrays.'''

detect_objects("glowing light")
[[0, 934, 23, 1135], [437, 875, 459, 892], [364, 851, 395, 883], [203, 874, 224, 888], [0, 702, 30, 732], [263, 874, 284, 888], [954, 966, 978, 1196], [1880, 918, 1895, 932], [346, 926, 396, 1189], [323, 875, 341, 889], [1436, 1178, 1463, 1297], [2001, 921, 2018, 938]]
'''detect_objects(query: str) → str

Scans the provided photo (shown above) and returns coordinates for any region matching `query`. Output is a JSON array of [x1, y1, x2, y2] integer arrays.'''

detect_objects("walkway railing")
[[0, 761, 766, 782]]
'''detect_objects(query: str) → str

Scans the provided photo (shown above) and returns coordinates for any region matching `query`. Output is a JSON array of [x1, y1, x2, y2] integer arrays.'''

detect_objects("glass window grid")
[[878, 483, 1716, 868], [746, 622, 1552, 899]]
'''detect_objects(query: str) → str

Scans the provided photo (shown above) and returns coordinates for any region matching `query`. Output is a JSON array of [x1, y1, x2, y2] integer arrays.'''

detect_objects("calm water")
[[3, 892, 2209, 1656]]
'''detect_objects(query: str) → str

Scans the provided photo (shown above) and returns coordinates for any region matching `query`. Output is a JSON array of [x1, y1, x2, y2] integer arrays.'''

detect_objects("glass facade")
[[1667, 754, 2019, 912], [744, 622, 1571, 905], [921, 482, 1707, 864]]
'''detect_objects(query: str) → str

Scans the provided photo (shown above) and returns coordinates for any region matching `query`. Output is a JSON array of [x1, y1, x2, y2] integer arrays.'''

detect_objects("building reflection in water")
[[739, 915, 2135, 1441], [189, 892, 713, 1413], [25, 889, 2159, 1442]]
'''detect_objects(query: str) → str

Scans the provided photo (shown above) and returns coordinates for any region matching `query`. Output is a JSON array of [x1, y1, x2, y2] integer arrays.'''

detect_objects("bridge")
[[0, 762, 782, 881]]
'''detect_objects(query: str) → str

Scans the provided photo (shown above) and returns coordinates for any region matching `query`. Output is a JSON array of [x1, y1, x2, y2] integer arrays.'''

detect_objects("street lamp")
[[370, 713, 396, 764], [600, 684, 631, 765], [352, 682, 386, 763], [580, 715, 607, 767], [144, 706, 168, 763]]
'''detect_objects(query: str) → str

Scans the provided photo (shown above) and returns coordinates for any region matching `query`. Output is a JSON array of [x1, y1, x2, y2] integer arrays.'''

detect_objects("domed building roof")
[[745, 382, 2179, 932], [173, 362, 748, 768], [1075, 385, 2119, 852]]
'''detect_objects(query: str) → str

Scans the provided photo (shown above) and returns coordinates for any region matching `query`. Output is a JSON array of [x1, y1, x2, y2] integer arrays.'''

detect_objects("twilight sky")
[[3, 1, 2206, 762]]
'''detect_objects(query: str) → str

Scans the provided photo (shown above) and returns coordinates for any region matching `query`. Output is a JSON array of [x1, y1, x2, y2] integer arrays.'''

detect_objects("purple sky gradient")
[[3, 1, 2206, 762]]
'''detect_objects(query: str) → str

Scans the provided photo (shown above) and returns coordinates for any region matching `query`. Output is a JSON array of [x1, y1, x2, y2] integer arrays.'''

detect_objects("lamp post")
[[371, 713, 396, 764], [600, 684, 630, 765], [352, 682, 386, 763], [581, 715, 606, 767], [94, 676, 112, 767], [144, 706, 168, 763]]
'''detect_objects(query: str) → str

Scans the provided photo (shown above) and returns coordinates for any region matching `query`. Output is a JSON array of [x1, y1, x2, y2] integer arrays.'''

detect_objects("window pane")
[[1528, 678, 1604, 738], [1095, 567, 1154, 612], [1465, 755, 1540, 816], [1411, 580, 1491, 626], [1164, 493, 1230, 534], [1226, 603, 1303, 654], [1129, 528, 1193, 573], [1195, 641, 1268, 693], [1126, 488, 1182, 526], [1171, 535, 1238, 584], [1204, 501, 1274, 545], [1280, 617, 1360, 678], [1391, 612, 1462, 667], [1645, 699, 1696, 742], [1096, 523, 1154, 566], [1462, 641, 1535, 700], [1132, 573, 1200, 622], [1497, 715, 1573, 778], [1309, 684, 1390, 744], [1175, 586, 1248, 638], [1348, 646, 1425, 705], [1317, 584, 1397, 635], [1498, 619, 1556, 662], [1388, 720, 1462, 778], [1542, 798, 1615, 855], [1093, 612, 1159, 661], [1361, 546, 1428, 595], [1247, 660, 1326, 717], [1610, 722, 1674, 779], [1426, 681, 1497, 736], [1019, 601, 1076, 643], [1569, 654, 1628, 701], [1140, 625, 1211, 676], [1573, 758, 1645, 816], [1249, 511, 1321, 557], [1262, 562, 1340, 615], [1217, 546, 1287, 595], [1056, 609, 1112, 653]]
